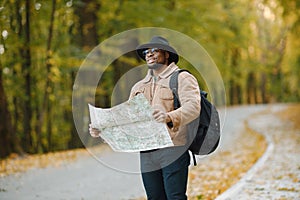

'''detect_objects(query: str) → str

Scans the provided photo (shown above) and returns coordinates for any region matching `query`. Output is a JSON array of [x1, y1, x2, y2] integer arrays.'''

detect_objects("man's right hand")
[[89, 124, 101, 137]]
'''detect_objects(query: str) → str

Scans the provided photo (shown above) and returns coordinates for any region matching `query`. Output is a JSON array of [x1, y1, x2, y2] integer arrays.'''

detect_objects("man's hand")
[[89, 124, 101, 137], [152, 109, 171, 123]]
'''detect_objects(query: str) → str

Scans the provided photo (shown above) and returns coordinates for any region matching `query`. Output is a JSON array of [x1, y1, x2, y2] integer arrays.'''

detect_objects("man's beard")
[[147, 63, 164, 70]]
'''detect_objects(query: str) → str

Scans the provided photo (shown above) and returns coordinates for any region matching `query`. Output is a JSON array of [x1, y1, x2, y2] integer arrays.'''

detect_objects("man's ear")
[[165, 51, 169, 59]]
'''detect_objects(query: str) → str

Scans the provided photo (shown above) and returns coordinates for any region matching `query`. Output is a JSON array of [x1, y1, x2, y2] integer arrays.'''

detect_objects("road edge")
[[215, 108, 275, 200]]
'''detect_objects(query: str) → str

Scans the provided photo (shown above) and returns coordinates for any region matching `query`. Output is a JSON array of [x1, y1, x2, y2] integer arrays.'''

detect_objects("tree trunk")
[[0, 58, 23, 158], [271, 36, 286, 102], [260, 73, 268, 103], [68, 0, 101, 149], [229, 48, 242, 105], [111, 38, 139, 105], [68, 71, 84, 149], [229, 80, 242, 105], [74, 0, 100, 49], [21, 0, 33, 152], [0, 64, 13, 158], [35, 0, 56, 153], [246, 72, 257, 104]]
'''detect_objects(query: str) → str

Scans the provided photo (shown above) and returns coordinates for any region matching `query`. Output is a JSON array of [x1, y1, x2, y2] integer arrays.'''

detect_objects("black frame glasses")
[[142, 48, 160, 57]]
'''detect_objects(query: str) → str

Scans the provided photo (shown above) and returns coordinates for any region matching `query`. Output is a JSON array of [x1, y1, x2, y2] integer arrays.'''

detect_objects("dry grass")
[[276, 103, 300, 130], [0, 148, 88, 177]]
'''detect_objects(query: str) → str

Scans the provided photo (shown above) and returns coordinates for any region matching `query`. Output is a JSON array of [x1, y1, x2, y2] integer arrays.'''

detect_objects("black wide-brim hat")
[[136, 36, 179, 64]]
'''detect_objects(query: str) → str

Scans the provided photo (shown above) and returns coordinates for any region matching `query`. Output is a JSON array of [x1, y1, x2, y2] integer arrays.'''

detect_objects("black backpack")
[[169, 69, 221, 166]]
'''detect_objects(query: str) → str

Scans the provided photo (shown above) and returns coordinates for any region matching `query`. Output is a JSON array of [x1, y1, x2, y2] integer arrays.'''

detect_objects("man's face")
[[143, 48, 169, 69]]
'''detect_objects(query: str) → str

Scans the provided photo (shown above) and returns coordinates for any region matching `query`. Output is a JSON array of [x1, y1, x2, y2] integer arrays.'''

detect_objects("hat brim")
[[136, 43, 179, 64]]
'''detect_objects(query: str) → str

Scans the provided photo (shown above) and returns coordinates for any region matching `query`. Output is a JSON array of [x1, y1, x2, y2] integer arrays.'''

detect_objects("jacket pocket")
[[159, 87, 174, 100], [159, 87, 174, 112]]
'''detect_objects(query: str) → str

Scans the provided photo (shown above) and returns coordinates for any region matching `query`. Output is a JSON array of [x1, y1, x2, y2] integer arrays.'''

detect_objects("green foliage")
[[0, 0, 299, 156]]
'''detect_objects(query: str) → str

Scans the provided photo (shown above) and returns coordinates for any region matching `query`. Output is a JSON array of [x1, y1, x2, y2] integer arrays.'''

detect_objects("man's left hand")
[[153, 109, 171, 123]]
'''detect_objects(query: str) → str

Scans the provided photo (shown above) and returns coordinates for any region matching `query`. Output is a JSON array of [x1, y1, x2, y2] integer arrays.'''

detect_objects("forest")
[[0, 0, 299, 158]]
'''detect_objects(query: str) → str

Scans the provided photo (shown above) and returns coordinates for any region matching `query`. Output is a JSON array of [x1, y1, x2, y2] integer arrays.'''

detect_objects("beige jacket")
[[129, 63, 201, 146]]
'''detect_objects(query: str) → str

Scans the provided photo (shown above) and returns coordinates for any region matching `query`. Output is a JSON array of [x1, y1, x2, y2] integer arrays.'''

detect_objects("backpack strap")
[[192, 153, 197, 166], [169, 69, 190, 109], [169, 69, 198, 166]]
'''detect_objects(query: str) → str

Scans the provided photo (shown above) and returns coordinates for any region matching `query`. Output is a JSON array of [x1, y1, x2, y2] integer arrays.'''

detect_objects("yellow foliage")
[[0, 149, 88, 177]]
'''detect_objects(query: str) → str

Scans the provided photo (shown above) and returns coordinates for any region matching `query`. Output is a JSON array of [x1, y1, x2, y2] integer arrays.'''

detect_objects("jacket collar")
[[141, 62, 179, 83], [159, 62, 178, 78]]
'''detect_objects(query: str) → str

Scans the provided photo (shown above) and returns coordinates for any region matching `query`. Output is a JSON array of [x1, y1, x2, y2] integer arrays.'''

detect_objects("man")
[[90, 36, 201, 200]]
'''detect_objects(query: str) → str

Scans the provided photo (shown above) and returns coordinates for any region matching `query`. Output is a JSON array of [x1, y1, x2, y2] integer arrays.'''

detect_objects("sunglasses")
[[142, 48, 161, 56]]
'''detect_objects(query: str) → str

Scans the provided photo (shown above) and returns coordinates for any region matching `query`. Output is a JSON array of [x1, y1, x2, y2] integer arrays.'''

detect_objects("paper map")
[[88, 94, 174, 152]]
